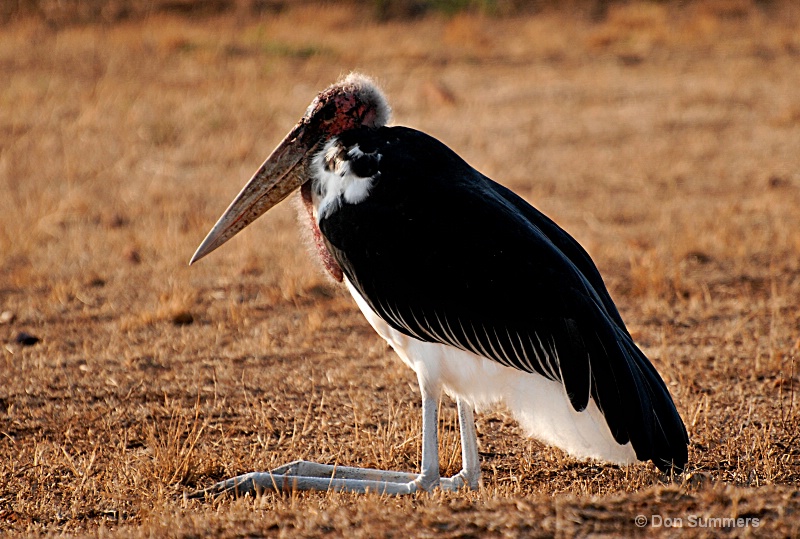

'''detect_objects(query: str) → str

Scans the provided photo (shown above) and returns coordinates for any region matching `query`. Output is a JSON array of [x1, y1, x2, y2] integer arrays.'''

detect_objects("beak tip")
[[189, 243, 211, 266]]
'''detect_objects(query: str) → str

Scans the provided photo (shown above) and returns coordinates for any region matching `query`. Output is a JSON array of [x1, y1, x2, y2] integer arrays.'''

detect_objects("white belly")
[[345, 279, 637, 466]]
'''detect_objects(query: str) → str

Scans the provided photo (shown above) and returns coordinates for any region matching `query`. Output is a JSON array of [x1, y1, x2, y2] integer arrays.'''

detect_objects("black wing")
[[319, 126, 688, 472]]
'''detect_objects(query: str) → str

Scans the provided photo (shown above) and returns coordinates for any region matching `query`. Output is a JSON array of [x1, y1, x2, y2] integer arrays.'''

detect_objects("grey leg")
[[184, 461, 420, 497], [441, 398, 481, 490], [414, 380, 441, 491], [186, 384, 481, 499]]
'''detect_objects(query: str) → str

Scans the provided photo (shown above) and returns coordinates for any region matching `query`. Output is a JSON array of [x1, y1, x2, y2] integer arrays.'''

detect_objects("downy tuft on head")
[[302, 73, 391, 137]]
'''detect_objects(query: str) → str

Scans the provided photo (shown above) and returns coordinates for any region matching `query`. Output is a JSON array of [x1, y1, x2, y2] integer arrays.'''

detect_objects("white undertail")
[[345, 279, 637, 465]]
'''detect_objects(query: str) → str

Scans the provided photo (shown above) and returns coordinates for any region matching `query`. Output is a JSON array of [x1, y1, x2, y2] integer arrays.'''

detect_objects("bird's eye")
[[318, 102, 337, 123], [350, 153, 380, 179]]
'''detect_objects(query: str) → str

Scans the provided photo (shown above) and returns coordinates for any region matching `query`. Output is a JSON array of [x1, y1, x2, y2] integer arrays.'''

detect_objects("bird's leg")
[[185, 460, 420, 498], [186, 380, 487, 499], [414, 380, 442, 491], [186, 380, 447, 498], [438, 397, 481, 491]]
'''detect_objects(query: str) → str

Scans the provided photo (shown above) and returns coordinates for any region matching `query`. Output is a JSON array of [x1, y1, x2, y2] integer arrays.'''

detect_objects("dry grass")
[[1, 2, 799, 536]]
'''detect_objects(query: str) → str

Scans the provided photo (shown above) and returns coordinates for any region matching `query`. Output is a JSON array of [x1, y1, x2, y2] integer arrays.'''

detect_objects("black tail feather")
[[617, 330, 689, 473]]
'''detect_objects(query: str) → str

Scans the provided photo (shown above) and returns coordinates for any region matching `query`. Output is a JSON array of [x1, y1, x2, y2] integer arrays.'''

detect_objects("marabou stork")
[[188, 74, 688, 497]]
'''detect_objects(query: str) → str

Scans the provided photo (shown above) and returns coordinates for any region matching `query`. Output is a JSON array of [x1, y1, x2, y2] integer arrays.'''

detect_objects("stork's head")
[[190, 73, 390, 264]]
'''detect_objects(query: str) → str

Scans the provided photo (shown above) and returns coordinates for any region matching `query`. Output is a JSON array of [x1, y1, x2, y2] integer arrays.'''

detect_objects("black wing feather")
[[319, 126, 688, 472]]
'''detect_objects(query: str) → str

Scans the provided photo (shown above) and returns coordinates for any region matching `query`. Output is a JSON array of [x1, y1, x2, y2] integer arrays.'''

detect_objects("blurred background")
[[4, 0, 799, 25], [0, 0, 687, 25]]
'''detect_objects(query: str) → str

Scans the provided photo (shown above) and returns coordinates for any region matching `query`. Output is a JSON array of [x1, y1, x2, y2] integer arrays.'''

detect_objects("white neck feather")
[[309, 138, 378, 222]]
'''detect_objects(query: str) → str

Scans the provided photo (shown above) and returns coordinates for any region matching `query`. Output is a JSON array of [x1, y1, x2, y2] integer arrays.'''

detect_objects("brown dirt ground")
[[1, 2, 799, 537]]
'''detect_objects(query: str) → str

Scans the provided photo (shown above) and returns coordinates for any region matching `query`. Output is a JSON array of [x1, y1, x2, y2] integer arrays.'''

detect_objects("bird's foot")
[[440, 468, 480, 491], [186, 460, 478, 498]]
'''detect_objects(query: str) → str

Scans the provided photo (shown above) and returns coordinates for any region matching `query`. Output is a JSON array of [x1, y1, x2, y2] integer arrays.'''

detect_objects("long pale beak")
[[190, 121, 318, 264]]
